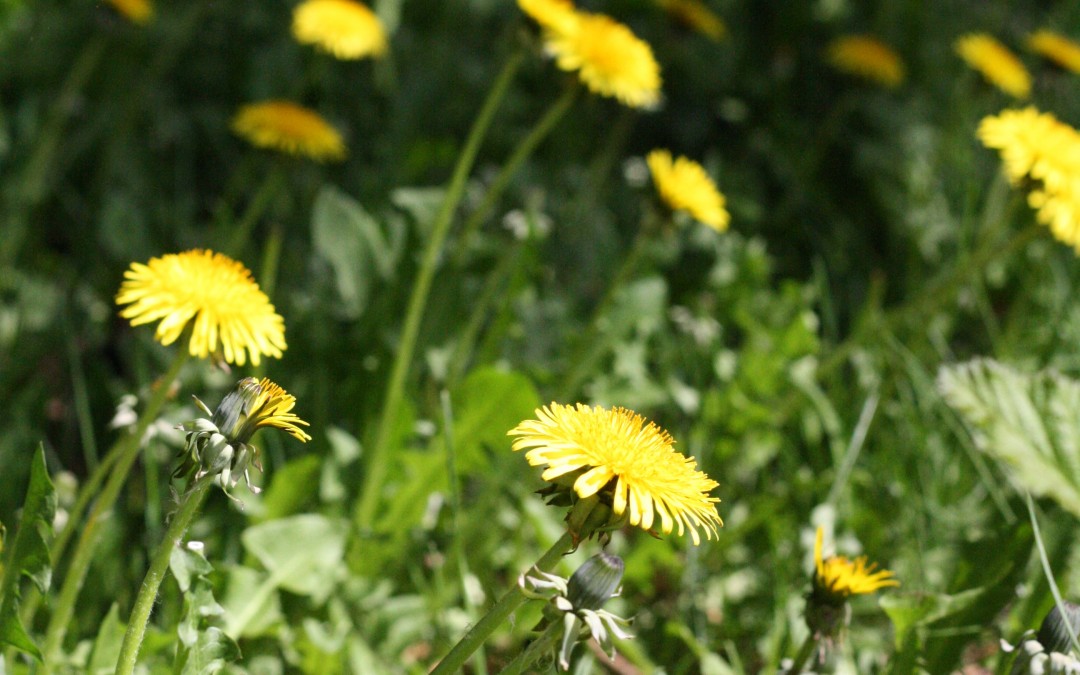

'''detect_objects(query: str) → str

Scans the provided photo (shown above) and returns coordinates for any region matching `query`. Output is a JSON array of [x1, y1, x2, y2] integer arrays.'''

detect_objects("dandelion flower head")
[[116, 250, 287, 366], [217, 377, 312, 444], [231, 100, 346, 162], [647, 149, 730, 232], [955, 33, 1032, 98], [526, 4, 663, 110], [813, 526, 899, 599], [655, 0, 725, 42], [508, 403, 723, 545], [292, 0, 388, 60], [978, 107, 1080, 252], [105, 0, 152, 23], [826, 35, 905, 88], [1027, 30, 1080, 75]]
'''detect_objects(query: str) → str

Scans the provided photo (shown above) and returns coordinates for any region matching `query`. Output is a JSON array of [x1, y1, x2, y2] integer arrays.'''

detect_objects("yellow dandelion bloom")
[[813, 527, 898, 598], [508, 403, 723, 545], [224, 377, 312, 444], [116, 250, 287, 366], [647, 149, 730, 232], [826, 35, 905, 88], [955, 33, 1031, 98], [518, 0, 579, 36], [292, 0, 388, 60], [1028, 30, 1080, 75], [231, 101, 346, 162], [545, 11, 662, 109], [105, 0, 152, 24], [655, 0, 725, 42], [978, 107, 1080, 252]]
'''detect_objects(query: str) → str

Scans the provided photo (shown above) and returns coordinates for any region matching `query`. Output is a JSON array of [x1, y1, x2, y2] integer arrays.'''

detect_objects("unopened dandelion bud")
[[1037, 601, 1080, 654], [567, 552, 624, 612]]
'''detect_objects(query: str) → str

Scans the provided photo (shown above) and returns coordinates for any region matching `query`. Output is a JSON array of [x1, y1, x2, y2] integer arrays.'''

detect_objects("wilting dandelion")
[[508, 403, 722, 545], [978, 107, 1080, 252], [955, 33, 1031, 98], [292, 0, 387, 60], [647, 149, 730, 232], [519, 0, 662, 109], [231, 100, 346, 162], [826, 35, 905, 88], [116, 249, 286, 366], [105, 0, 152, 24], [1027, 30, 1080, 74]]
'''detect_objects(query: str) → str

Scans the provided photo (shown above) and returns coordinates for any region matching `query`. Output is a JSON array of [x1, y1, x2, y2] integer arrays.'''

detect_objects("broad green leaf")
[[178, 627, 240, 675], [938, 359, 1080, 517], [312, 186, 401, 318], [258, 454, 322, 521], [169, 544, 213, 594], [220, 566, 282, 639], [0, 444, 56, 659], [451, 366, 541, 471], [86, 604, 125, 675]]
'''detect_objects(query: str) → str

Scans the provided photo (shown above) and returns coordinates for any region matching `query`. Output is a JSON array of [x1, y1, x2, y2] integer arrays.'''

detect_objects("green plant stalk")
[[353, 49, 525, 531], [429, 530, 574, 675], [452, 82, 579, 264], [498, 620, 563, 675], [114, 474, 214, 675], [225, 164, 286, 257], [41, 350, 191, 671], [785, 633, 818, 674]]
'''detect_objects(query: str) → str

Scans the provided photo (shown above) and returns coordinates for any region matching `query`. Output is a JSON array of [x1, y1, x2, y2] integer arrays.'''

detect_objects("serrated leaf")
[[178, 627, 240, 675], [938, 359, 1080, 517], [0, 444, 56, 659]]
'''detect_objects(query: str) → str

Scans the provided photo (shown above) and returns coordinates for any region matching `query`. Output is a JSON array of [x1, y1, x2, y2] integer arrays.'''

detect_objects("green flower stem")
[[429, 530, 574, 675], [353, 49, 525, 531], [498, 620, 563, 675], [42, 350, 191, 671], [785, 633, 818, 674], [452, 82, 579, 265], [225, 163, 286, 257], [559, 212, 662, 400], [115, 474, 215, 675]]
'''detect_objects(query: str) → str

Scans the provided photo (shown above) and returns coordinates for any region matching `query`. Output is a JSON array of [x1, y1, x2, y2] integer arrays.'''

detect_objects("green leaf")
[[0, 444, 56, 659], [451, 366, 541, 471], [938, 358, 1080, 517], [86, 604, 125, 675], [169, 544, 214, 594], [259, 454, 323, 521], [312, 186, 402, 318], [178, 627, 240, 675]]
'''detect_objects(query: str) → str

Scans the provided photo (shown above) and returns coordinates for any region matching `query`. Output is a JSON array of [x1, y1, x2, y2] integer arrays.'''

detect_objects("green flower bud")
[[567, 552, 624, 612], [1038, 601, 1080, 654]]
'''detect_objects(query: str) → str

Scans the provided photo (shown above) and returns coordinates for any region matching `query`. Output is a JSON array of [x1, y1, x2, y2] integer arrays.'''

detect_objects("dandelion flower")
[[518, 0, 579, 36], [978, 107, 1080, 251], [647, 149, 729, 232], [1027, 30, 1080, 75], [508, 403, 723, 545], [955, 33, 1031, 98], [655, 0, 725, 42], [540, 10, 662, 109], [105, 0, 152, 24], [116, 250, 287, 366], [813, 526, 898, 599], [292, 0, 387, 60], [826, 35, 905, 88], [231, 100, 346, 162]]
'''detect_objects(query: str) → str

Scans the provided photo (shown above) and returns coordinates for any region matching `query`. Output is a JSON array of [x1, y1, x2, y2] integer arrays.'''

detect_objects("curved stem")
[[42, 350, 191, 671], [430, 530, 575, 675], [785, 633, 818, 674], [498, 620, 563, 675], [353, 49, 525, 531], [115, 475, 214, 675], [453, 82, 579, 265]]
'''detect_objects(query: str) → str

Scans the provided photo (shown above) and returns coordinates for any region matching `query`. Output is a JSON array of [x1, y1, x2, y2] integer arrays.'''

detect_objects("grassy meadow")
[[5, 0, 1080, 672]]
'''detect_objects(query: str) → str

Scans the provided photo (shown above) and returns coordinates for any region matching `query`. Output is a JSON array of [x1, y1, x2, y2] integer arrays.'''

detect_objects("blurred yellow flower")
[[292, 0, 387, 60], [231, 101, 346, 162], [647, 149, 729, 232], [655, 0, 725, 42], [534, 8, 662, 109], [826, 35, 905, 88], [955, 33, 1031, 98], [1027, 30, 1080, 74], [105, 0, 152, 24], [979, 107, 1080, 252], [116, 250, 287, 366], [813, 526, 898, 598], [508, 403, 723, 545], [518, 0, 578, 36]]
